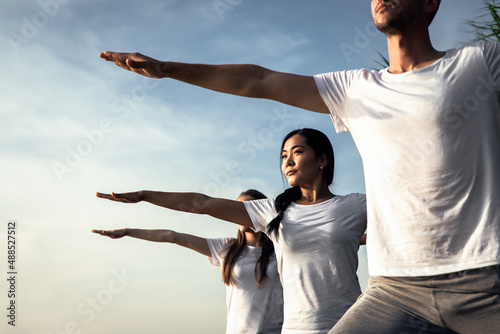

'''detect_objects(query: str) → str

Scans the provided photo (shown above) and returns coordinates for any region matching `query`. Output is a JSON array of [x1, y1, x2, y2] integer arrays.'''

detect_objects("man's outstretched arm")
[[99, 51, 330, 114]]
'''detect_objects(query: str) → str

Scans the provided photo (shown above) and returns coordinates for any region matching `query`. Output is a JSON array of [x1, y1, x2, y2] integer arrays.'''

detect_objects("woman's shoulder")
[[207, 237, 237, 253], [340, 192, 366, 201]]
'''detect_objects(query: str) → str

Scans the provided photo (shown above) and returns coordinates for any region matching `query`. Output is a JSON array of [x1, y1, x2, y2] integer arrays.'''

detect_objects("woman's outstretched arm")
[[96, 190, 254, 227], [92, 228, 212, 256]]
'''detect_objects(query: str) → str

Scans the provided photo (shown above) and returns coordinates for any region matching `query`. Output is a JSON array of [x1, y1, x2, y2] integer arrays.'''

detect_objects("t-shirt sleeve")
[[481, 41, 500, 86], [353, 193, 367, 220], [206, 237, 234, 267], [243, 198, 277, 233], [353, 193, 368, 230], [314, 70, 360, 133]]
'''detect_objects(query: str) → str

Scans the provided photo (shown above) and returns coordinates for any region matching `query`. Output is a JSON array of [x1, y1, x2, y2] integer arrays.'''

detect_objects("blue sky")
[[0, 0, 487, 333]]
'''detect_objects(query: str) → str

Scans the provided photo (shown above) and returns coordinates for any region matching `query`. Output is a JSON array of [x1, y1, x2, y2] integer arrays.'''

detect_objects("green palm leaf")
[[467, 0, 500, 42]]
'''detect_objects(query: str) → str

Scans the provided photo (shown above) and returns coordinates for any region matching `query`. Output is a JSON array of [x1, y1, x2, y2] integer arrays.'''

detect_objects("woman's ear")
[[319, 153, 328, 169]]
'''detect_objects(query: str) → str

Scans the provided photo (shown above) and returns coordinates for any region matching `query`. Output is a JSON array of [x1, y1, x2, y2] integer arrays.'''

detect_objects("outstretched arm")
[[99, 51, 329, 114], [92, 228, 211, 256], [96, 190, 254, 228]]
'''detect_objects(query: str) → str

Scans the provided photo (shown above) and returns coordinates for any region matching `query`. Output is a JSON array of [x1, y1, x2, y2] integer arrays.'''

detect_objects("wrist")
[[159, 61, 172, 78]]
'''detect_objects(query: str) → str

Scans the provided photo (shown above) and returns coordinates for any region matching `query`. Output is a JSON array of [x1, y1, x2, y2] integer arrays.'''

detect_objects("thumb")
[[126, 59, 148, 69]]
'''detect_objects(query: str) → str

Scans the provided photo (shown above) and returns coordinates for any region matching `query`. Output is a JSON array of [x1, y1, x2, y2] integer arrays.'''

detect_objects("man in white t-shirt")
[[99, 0, 500, 332]]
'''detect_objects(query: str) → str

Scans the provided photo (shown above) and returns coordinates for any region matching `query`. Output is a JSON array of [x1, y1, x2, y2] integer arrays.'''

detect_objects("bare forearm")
[[124, 228, 175, 242], [165, 62, 328, 112], [139, 191, 211, 214], [165, 62, 271, 98], [125, 229, 211, 256]]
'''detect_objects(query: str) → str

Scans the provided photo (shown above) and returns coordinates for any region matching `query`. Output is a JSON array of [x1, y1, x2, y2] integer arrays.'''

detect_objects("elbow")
[[163, 230, 176, 243], [236, 65, 270, 98], [188, 193, 212, 214]]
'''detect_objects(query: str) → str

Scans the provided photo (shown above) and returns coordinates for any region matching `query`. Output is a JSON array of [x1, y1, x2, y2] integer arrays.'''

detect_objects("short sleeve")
[[206, 237, 234, 267], [314, 70, 363, 133], [353, 193, 367, 222], [481, 41, 500, 85], [243, 198, 277, 233]]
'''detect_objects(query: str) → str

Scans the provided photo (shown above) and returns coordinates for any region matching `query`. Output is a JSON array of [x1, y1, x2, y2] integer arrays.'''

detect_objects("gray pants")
[[329, 265, 500, 334]]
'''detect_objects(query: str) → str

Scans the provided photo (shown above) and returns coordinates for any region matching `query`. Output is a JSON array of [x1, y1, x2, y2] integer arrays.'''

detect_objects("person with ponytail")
[[93, 189, 283, 334], [244, 128, 367, 333], [95, 128, 366, 333]]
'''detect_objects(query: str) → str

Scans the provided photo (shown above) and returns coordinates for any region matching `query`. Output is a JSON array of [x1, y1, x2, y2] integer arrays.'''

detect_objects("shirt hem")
[[369, 259, 500, 277]]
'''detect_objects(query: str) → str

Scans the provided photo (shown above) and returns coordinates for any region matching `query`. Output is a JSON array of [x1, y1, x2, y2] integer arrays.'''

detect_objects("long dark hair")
[[267, 128, 335, 238], [222, 189, 275, 288]]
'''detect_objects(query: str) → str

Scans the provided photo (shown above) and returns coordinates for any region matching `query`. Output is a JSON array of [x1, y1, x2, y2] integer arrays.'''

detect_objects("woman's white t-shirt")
[[243, 193, 367, 334], [207, 237, 284, 334]]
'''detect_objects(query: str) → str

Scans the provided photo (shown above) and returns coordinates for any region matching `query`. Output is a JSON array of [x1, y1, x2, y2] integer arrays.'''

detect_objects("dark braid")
[[267, 186, 302, 238], [255, 232, 274, 288]]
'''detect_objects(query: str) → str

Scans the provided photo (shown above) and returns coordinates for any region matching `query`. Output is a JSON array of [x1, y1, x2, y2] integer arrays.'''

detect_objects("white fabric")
[[244, 194, 367, 334], [314, 41, 500, 277], [207, 237, 283, 334]]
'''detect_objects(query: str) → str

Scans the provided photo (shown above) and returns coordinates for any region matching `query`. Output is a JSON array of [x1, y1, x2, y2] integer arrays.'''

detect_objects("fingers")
[[92, 229, 109, 236], [92, 229, 121, 239], [96, 192, 125, 201], [99, 51, 162, 78], [99, 51, 142, 64], [96, 191, 137, 204], [99, 50, 123, 60], [96, 192, 114, 200], [99, 51, 134, 72], [92, 229, 111, 235], [109, 192, 132, 203], [99, 51, 123, 62]]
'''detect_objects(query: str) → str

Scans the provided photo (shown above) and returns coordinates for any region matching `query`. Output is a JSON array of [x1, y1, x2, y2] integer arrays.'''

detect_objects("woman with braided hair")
[[244, 128, 367, 333], [96, 128, 367, 333]]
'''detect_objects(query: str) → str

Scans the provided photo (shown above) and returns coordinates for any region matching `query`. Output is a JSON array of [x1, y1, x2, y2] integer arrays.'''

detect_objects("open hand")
[[96, 192, 143, 203], [92, 229, 127, 239], [99, 51, 167, 78]]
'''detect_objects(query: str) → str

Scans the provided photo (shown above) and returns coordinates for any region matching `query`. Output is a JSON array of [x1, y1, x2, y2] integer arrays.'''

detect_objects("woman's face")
[[281, 134, 325, 187]]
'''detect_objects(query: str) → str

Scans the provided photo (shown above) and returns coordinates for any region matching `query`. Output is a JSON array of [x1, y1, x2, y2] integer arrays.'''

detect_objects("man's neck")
[[386, 30, 445, 74]]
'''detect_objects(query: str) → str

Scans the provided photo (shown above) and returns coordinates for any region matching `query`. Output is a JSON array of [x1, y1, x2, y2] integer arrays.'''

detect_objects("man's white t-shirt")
[[314, 41, 500, 277], [244, 194, 367, 334], [207, 238, 283, 334]]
